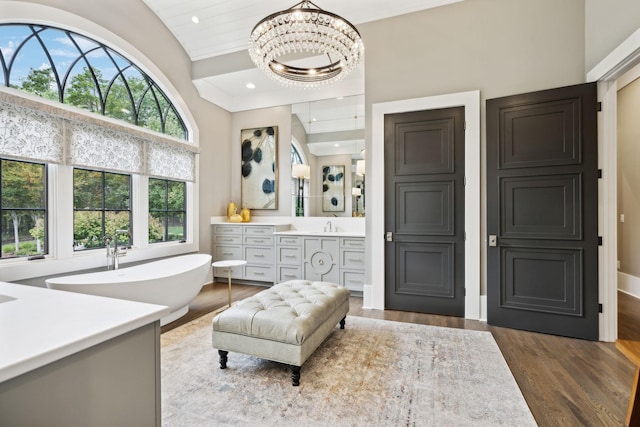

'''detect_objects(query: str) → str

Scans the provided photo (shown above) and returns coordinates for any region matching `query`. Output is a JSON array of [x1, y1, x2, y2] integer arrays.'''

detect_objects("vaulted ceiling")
[[142, 0, 462, 111]]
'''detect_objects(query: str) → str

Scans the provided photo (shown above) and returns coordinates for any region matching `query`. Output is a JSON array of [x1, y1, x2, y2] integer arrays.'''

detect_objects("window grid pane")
[[148, 178, 185, 243], [73, 168, 131, 251], [1, 159, 47, 259]]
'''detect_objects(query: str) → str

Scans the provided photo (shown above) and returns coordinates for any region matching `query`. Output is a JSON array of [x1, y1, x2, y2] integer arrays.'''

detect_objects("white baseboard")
[[618, 272, 640, 299]]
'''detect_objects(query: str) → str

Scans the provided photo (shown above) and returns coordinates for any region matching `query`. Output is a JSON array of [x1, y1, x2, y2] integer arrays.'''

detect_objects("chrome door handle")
[[489, 235, 497, 247]]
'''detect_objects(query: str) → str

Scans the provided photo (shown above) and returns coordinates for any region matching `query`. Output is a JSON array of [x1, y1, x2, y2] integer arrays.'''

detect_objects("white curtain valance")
[[147, 143, 196, 182], [68, 122, 145, 174], [0, 90, 197, 182], [0, 102, 65, 164]]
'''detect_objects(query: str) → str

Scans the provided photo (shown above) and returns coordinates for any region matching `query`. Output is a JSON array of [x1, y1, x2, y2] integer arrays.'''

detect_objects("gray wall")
[[585, 0, 640, 72], [360, 0, 587, 294]]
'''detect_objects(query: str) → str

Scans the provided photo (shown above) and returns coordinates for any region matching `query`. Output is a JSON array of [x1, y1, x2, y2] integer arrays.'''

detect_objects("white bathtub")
[[46, 254, 212, 325]]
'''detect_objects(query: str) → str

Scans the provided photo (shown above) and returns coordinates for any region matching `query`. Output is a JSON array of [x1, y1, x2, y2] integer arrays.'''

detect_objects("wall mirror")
[[291, 94, 365, 217]]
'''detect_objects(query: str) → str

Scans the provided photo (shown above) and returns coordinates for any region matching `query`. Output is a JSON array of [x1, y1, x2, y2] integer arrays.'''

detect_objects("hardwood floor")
[[163, 282, 640, 426]]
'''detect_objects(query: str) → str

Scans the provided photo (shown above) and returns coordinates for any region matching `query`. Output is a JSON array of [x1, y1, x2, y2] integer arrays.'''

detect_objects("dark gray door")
[[486, 83, 599, 340], [384, 107, 465, 316]]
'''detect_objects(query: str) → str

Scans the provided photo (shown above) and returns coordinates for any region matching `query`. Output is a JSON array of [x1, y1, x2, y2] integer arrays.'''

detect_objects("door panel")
[[487, 83, 598, 340], [385, 107, 465, 316]]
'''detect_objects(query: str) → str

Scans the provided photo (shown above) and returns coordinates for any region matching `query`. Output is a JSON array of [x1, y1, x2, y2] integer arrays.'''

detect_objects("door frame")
[[368, 90, 481, 319], [587, 27, 640, 342]]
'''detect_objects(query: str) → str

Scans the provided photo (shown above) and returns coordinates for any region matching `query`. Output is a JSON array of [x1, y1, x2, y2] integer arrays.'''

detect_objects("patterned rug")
[[161, 311, 537, 426]]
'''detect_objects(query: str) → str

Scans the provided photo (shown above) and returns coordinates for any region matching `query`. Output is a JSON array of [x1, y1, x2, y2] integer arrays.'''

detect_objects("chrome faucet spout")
[[325, 221, 332, 232], [103, 235, 113, 270], [113, 229, 130, 270]]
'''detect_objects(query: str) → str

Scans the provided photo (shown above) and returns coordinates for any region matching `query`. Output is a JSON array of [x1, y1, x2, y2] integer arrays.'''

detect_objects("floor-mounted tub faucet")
[[113, 229, 130, 270], [103, 235, 114, 270], [325, 221, 332, 232]]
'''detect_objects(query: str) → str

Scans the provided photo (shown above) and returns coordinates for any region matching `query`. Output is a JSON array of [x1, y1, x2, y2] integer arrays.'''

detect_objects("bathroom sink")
[[0, 294, 16, 304]]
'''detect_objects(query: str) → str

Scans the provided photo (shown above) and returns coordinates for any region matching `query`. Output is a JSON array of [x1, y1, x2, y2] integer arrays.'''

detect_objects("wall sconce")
[[292, 163, 310, 217], [355, 160, 365, 210], [352, 187, 362, 216]]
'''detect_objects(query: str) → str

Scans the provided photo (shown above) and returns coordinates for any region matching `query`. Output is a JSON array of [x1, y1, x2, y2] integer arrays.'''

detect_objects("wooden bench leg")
[[291, 365, 301, 386], [218, 350, 228, 369], [627, 367, 640, 427]]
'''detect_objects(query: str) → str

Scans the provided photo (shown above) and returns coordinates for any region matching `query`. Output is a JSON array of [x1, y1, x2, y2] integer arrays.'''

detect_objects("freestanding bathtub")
[[46, 253, 212, 325]]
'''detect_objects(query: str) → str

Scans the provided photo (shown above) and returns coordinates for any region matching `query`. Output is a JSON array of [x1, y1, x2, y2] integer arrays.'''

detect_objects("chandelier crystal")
[[248, 1, 364, 89]]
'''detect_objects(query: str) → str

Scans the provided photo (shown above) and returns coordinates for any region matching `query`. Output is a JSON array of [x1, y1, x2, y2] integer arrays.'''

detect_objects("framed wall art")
[[322, 165, 345, 212], [241, 126, 278, 209]]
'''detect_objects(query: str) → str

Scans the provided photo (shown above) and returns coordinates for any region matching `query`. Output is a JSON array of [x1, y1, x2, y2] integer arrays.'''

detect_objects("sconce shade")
[[352, 187, 361, 196], [356, 160, 365, 176], [292, 163, 310, 179]]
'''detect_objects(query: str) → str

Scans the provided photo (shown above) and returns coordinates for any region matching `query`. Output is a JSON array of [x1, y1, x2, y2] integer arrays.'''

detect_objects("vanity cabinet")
[[274, 233, 365, 292], [303, 237, 340, 283], [276, 235, 302, 282], [212, 223, 290, 284], [340, 237, 365, 292]]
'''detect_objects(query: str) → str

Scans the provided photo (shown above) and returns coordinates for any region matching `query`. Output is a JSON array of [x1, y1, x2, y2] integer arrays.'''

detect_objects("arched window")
[[0, 24, 187, 140], [291, 144, 303, 166]]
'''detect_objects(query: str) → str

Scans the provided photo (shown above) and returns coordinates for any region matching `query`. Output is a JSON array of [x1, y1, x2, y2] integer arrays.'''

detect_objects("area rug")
[[161, 312, 537, 426]]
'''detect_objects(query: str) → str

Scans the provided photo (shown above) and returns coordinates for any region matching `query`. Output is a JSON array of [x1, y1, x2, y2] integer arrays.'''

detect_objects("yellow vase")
[[227, 201, 236, 219], [241, 207, 251, 222]]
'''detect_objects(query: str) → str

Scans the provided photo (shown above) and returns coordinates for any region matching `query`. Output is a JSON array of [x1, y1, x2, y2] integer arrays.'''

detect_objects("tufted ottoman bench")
[[211, 280, 350, 386]]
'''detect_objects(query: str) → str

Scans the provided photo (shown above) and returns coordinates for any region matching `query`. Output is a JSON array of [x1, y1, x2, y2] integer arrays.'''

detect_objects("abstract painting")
[[241, 126, 278, 209]]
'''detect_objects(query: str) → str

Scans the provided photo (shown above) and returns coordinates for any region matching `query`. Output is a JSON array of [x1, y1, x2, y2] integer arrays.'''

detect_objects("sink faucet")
[[325, 221, 332, 232], [113, 229, 130, 270]]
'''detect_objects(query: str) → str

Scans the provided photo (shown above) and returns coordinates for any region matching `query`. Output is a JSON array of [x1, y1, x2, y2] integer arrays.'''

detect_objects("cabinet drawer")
[[341, 270, 364, 292], [277, 266, 302, 282], [278, 246, 301, 265], [215, 235, 242, 244], [341, 237, 365, 249], [245, 246, 273, 264], [214, 225, 242, 235], [243, 236, 273, 246], [277, 235, 301, 246], [214, 245, 242, 260], [341, 249, 365, 270], [244, 226, 273, 236], [245, 265, 273, 282]]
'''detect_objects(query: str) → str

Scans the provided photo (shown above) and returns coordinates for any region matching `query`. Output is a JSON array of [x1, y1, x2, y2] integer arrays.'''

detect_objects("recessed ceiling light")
[[246, 82, 256, 89], [336, 96, 344, 100], [191, 16, 199, 24], [334, 143, 340, 147]]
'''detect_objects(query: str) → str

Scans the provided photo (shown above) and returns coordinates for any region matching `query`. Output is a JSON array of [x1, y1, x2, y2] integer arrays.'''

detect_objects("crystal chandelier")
[[248, 1, 364, 89]]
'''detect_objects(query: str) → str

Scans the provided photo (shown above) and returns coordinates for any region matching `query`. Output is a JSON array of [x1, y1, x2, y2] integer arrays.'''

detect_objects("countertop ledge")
[[273, 230, 365, 237], [0, 282, 169, 383]]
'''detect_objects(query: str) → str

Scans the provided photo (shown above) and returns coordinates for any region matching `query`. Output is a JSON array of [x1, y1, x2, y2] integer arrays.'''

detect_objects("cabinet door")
[[303, 237, 339, 283]]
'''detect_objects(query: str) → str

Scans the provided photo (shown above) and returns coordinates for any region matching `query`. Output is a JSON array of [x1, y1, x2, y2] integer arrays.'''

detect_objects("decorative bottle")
[[227, 201, 236, 219], [241, 207, 251, 222]]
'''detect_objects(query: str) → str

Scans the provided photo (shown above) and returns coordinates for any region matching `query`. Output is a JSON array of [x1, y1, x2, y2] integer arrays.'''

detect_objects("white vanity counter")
[[274, 230, 365, 238], [0, 281, 169, 383]]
